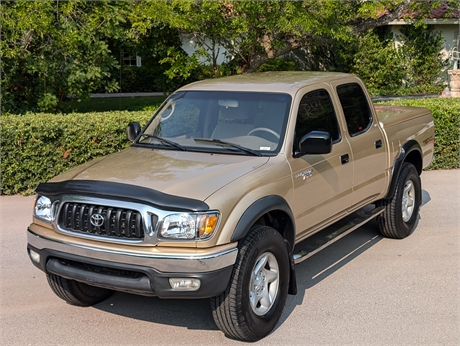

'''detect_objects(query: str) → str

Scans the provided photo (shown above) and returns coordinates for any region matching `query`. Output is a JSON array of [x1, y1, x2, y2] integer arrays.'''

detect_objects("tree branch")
[[350, 0, 412, 33]]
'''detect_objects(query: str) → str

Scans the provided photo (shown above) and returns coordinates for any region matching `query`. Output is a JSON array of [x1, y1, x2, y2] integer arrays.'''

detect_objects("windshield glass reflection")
[[138, 91, 291, 155]]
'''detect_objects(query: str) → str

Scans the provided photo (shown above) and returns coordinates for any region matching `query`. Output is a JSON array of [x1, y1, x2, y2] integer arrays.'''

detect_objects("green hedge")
[[1, 98, 458, 195], [378, 98, 459, 170], [1, 111, 152, 195]]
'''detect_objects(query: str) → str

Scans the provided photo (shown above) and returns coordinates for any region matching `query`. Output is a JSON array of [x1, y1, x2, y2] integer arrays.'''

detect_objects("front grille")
[[58, 202, 145, 240]]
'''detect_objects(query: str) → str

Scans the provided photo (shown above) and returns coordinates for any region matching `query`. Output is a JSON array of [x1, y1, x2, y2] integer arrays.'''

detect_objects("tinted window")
[[336, 83, 372, 136], [295, 89, 340, 147]]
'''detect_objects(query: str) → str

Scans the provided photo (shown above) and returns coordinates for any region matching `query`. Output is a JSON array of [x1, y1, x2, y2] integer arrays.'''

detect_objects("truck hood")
[[51, 147, 269, 201]]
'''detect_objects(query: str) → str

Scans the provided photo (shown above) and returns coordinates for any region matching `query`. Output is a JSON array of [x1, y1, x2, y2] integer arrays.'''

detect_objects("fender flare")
[[230, 195, 297, 295], [230, 195, 295, 244], [385, 140, 422, 199]]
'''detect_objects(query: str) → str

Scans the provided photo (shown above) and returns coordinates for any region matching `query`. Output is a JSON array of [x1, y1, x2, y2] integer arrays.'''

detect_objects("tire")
[[47, 273, 113, 307], [377, 162, 421, 239], [211, 225, 290, 341]]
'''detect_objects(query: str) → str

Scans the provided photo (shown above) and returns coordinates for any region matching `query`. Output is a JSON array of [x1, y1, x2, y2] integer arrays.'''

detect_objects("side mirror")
[[295, 130, 332, 157], [126, 122, 141, 142]]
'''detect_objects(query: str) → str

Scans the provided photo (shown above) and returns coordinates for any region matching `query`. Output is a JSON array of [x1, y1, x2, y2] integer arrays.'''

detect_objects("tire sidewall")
[[394, 164, 421, 236], [237, 228, 290, 338]]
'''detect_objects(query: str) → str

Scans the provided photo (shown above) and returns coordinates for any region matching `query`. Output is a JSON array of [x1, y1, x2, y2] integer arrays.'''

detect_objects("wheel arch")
[[230, 196, 297, 296], [230, 195, 295, 250], [385, 140, 422, 199]]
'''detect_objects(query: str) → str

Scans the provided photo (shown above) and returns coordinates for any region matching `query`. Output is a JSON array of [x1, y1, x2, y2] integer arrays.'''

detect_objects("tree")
[[130, 0, 455, 78], [1, 0, 132, 112], [398, 25, 447, 87], [352, 30, 406, 94]]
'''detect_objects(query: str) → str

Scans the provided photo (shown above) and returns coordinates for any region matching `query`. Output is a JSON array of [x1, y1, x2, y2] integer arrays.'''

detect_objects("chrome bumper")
[[27, 228, 238, 273]]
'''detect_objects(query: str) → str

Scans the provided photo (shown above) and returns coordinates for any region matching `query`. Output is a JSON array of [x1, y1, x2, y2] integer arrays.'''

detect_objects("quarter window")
[[336, 83, 372, 136]]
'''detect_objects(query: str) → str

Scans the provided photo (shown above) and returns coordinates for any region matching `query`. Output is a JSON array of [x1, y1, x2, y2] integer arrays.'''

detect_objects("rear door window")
[[336, 83, 372, 136]]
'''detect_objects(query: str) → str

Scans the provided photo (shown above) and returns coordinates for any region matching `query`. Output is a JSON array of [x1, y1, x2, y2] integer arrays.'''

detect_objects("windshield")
[[137, 91, 291, 155]]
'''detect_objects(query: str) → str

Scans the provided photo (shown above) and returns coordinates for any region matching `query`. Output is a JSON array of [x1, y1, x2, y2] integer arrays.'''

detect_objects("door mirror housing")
[[295, 130, 332, 157], [127, 122, 141, 142]]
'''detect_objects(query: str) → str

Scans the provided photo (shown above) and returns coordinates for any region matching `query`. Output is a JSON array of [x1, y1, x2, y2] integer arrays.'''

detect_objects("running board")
[[293, 206, 385, 265]]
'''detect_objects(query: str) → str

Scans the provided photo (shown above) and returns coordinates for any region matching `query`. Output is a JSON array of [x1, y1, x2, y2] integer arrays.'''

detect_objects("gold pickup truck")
[[27, 72, 435, 341]]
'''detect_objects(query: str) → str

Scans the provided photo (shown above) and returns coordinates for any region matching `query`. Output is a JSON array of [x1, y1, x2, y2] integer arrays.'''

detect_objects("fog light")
[[169, 278, 201, 291], [29, 249, 40, 263]]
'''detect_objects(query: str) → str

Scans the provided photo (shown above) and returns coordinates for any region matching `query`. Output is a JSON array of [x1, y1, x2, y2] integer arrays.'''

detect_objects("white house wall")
[[389, 21, 459, 60]]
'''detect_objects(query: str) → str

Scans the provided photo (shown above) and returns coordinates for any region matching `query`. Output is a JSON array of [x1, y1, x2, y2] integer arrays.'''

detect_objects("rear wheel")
[[377, 162, 421, 239], [47, 273, 113, 306], [211, 225, 289, 341]]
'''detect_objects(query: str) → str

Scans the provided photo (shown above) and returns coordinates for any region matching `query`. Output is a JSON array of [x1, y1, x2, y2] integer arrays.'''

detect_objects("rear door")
[[331, 81, 389, 205]]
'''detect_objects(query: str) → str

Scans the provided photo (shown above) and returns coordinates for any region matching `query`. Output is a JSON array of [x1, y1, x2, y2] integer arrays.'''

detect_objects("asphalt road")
[[1, 170, 458, 345]]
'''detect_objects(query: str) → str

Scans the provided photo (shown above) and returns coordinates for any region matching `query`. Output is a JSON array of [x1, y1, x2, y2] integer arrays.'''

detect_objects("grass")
[[66, 95, 167, 113]]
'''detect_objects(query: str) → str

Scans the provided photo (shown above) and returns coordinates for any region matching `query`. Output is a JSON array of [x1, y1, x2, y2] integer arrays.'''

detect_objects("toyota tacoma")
[[27, 72, 435, 341]]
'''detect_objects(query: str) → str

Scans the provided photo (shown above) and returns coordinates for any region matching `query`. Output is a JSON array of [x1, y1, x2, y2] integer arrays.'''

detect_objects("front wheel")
[[211, 225, 290, 341], [47, 273, 113, 306], [377, 162, 422, 239]]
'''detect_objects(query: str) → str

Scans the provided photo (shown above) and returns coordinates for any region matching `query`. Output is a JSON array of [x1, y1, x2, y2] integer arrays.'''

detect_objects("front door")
[[288, 86, 353, 240]]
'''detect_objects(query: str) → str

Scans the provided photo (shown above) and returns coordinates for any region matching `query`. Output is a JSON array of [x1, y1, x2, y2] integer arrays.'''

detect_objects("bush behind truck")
[[24, 72, 437, 340]]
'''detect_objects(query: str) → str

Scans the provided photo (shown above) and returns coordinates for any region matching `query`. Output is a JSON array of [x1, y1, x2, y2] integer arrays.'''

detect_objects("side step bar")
[[293, 206, 385, 265]]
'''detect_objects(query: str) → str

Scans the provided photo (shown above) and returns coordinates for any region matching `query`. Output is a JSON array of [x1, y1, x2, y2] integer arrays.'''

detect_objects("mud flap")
[[284, 239, 297, 295]]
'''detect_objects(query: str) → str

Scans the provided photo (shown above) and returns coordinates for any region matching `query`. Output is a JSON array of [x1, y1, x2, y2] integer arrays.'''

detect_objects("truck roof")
[[178, 71, 354, 95]]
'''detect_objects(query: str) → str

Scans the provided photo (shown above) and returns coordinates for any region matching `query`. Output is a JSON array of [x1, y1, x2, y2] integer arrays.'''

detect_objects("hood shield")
[[36, 180, 209, 212]]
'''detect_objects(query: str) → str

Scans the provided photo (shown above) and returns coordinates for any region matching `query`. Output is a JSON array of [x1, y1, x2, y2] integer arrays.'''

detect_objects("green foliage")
[[1, 0, 454, 112], [1, 0, 130, 113], [130, 0, 446, 77], [117, 22, 187, 93], [353, 25, 448, 96], [0, 111, 153, 195], [129, 0, 381, 74], [255, 59, 297, 73], [398, 25, 447, 87], [378, 98, 460, 170], [68, 96, 166, 113], [352, 30, 406, 94]]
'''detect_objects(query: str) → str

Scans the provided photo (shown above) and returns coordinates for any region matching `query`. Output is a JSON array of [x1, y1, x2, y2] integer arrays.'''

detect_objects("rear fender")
[[385, 140, 422, 199]]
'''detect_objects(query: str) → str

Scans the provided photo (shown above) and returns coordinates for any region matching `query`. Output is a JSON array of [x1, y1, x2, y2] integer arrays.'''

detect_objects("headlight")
[[159, 212, 220, 240], [34, 196, 55, 222]]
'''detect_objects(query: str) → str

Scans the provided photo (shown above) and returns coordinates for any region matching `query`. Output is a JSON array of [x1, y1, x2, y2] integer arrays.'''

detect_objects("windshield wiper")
[[140, 134, 186, 151], [193, 138, 262, 156]]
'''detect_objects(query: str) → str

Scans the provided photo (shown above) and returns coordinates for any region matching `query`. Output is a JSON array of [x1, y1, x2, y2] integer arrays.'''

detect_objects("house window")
[[123, 52, 141, 67]]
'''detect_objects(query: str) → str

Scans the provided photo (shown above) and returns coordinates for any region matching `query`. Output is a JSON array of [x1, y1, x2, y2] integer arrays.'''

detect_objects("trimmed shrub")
[[1, 98, 458, 195], [377, 98, 460, 170], [1, 111, 152, 195]]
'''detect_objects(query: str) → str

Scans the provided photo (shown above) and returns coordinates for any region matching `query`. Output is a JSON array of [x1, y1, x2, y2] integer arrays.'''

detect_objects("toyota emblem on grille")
[[90, 213, 105, 227]]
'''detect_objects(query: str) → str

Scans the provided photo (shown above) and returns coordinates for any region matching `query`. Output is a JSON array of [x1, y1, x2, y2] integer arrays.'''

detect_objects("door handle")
[[341, 154, 349, 165], [375, 139, 383, 149]]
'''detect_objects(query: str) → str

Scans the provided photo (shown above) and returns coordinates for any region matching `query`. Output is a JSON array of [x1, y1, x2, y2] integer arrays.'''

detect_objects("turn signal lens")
[[198, 214, 219, 239]]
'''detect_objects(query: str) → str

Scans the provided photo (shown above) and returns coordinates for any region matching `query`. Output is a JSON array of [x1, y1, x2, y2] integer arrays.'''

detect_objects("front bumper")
[[27, 228, 237, 299]]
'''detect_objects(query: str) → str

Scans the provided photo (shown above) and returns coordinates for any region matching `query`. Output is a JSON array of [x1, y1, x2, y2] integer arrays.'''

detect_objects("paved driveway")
[[1, 170, 458, 345]]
